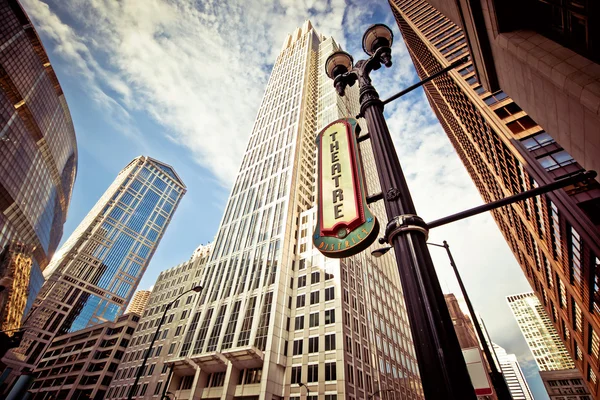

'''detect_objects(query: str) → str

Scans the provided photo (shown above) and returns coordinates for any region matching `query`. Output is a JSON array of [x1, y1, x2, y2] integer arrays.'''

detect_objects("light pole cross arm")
[[427, 170, 596, 229]]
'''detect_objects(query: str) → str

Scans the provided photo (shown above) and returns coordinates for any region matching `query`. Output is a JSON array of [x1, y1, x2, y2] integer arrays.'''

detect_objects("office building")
[[0, 0, 78, 325], [388, 0, 600, 395], [493, 344, 534, 400], [28, 313, 139, 400], [111, 21, 423, 400], [445, 293, 478, 349], [0, 242, 33, 334], [125, 290, 152, 315], [2, 156, 185, 389], [540, 368, 592, 400], [108, 244, 212, 399], [508, 292, 575, 371]]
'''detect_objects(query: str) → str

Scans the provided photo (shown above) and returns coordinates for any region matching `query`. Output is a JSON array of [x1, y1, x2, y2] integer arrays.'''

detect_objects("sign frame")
[[313, 118, 379, 258]]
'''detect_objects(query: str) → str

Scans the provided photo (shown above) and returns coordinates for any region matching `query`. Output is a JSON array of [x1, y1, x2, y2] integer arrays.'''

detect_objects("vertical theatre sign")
[[313, 118, 378, 258]]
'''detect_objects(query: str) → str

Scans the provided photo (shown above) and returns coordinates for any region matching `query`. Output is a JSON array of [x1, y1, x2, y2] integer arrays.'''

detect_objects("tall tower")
[[493, 344, 534, 400], [388, 0, 600, 395], [0, 0, 78, 325], [125, 290, 152, 315], [109, 21, 422, 400], [507, 292, 575, 371], [3, 156, 185, 378]]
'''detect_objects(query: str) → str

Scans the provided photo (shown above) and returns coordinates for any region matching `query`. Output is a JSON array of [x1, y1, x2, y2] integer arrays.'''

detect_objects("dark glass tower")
[[0, 0, 78, 325]]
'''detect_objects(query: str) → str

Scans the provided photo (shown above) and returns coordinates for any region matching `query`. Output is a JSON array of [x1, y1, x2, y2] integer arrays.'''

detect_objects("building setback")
[[125, 290, 152, 316], [110, 21, 423, 400], [388, 0, 600, 396], [28, 313, 139, 400], [0, 0, 78, 326], [2, 156, 185, 391], [108, 244, 212, 399], [493, 344, 534, 400]]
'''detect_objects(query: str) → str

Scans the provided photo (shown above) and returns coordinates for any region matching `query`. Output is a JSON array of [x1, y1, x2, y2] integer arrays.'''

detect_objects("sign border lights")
[[313, 118, 379, 258]]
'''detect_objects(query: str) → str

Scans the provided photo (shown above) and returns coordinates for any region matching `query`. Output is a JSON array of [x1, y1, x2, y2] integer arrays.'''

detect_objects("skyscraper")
[[110, 21, 423, 400], [388, 0, 600, 395], [2, 156, 185, 387], [0, 0, 78, 325], [125, 290, 152, 315], [508, 292, 575, 371], [493, 344, 534, 400]]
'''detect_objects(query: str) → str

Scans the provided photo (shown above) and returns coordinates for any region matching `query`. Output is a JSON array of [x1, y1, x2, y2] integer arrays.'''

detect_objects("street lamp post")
[[325, 24, 476, 399], [127, 285, 202, 400], [298, 382, 311, 399], [427, 241, 512, 400]]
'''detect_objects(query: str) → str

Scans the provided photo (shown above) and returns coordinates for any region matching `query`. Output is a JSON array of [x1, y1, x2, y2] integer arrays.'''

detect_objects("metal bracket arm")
[[379, 214, 429, 244]]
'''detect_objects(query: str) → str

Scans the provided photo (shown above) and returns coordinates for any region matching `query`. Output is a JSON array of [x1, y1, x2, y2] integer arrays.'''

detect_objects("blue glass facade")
[[7, 156, 185, 371]]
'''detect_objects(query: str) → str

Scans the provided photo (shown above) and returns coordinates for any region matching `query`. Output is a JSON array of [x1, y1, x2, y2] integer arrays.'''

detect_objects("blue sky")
[[23, 0, 548, 397]]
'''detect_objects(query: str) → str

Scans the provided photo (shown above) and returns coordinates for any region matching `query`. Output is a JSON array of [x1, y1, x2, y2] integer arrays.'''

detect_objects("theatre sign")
[[313, 118, 379, 258]]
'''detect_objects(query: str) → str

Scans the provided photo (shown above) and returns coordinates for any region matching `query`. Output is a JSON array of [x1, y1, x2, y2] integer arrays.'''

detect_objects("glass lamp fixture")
[[362, 24, 394, 56]]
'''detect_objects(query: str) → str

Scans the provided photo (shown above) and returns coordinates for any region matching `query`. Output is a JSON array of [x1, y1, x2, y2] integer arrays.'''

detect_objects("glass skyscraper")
[[0, 0, 78, 325], [109, 21, 422, 400], [2, 156, 185, 382]]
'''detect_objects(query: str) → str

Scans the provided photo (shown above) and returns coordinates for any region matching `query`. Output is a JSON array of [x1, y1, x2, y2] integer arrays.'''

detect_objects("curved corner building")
[[0, 0, 77, 329]]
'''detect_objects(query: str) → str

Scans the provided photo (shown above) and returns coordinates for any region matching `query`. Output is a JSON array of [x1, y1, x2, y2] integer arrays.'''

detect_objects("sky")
[[22, 0, 548, 397]]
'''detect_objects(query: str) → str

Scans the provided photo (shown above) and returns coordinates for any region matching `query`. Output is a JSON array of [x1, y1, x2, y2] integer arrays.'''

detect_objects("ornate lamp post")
[[325, 24, 476, 399], [127, 285, 202, 400]]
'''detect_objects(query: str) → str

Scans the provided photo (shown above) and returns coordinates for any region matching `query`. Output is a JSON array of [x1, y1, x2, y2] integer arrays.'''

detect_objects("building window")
[[590, 328, 600, 362], [291, 366, 302, 384], [325, 309, 335, 324], [325, 333, 336, 351], [293, 339, 303, 355], [521, 131, 555, 151], [569, 227, 583, 287], [310, 291, 319, 305], [309, 312, 319, 328], [347, 364, 354, 384], [298, 276, 306, 288], [296, 294, 305, 308], [325, 287, 334, 301], [295, 316, 304, 330], [537, 150, 576, 171], [308, 337, 319, 353], [311, 272, 320, 284], [559, 280, 567, 309], [483, 91, 508, 106], [307, 364, 318, 383], [573, 302, 583, 332], [325, 362, 337, 381], [140, 383, 148, 396], [589, 365, 597, 385]]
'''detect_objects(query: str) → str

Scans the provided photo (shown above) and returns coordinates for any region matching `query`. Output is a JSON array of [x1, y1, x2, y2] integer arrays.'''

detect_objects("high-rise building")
[[0, 242, 33, 335], [108, 244, 212, 399], [0, 0, 78, 325], [125, 290, 152, 315], [110, 21, 423, 400], [493, 344, 534, 400], [388, 0, 600, 396], [540, 368, 592, 400], [445, 293, 479, 349], [28, 313, 140, 400], [1, 156, 185, 388], [508, 292, 575, 371]]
